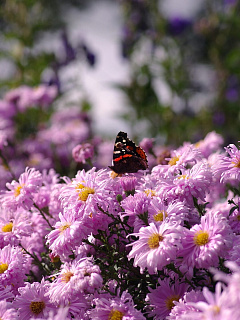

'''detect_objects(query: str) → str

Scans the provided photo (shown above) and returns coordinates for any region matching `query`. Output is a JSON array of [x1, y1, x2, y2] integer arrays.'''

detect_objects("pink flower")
[[14, 279, 57, 319], [178, 211, 233, 268], [48, 257, 102, 304], [72, 143, 94, 164], [168, 290, 205, 320], [190, 283, 237, 320], [59, 168, 113, 214], [158, 161, 213, 205], [46, 209, 91, 259], [0, 208, 32, 248], [0, 245, 29, 294], [194, 131, 224, 158], [89, 290, 146, 320], [127, 221, 183, 273], [212, 143, 240, 183], [1, 167, 42, 211], [146, 277, 189, 320], [0, 300, 18, 320]]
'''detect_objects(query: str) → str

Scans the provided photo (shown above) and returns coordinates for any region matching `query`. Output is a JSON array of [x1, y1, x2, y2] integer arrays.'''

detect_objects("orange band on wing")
[[114, 154, 133, 162]]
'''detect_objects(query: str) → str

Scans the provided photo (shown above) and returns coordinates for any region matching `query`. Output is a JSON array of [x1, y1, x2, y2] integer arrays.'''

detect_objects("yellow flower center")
[[194, 141, 202, 148], [76, 183, 95, 201], [61, 271, 74, 283], [211, 305, 221, 315], [237, 214, 240, 221], [59, 223, 70, 233], [14, 184, 23, 197], [2, 222, 13, 232], [144, 189, 156, 197], [153, 210, 167, 222], [165, 295, 180, 310], [193, 230, 209, 246], [147, 233, 163, 249], [168, 156, 180, 166], [30, 301, 45, 315], [0, 263, 8, 273], [233, 159, 240, 168], [108, 309, 124, 320], [110, 171, 119, 179]]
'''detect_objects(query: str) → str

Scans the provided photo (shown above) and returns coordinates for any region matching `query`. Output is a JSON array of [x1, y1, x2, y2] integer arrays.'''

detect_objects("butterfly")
[[109, 131, 148, 174]]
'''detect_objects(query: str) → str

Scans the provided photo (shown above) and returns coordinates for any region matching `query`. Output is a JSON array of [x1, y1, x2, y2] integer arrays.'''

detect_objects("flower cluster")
[[0, 130, 240, 319]]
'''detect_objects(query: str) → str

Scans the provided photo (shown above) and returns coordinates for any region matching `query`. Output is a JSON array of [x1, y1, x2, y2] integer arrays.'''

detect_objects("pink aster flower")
[[31, 85, 57, 108], [0, 285, 14, 301], [72, 143, 94, 164], [178, 211, 233, 268], [14, 279, 57, 320], [127, 221, 183, 273], [228, 236, 240, 265], [0, 208, 32, 248], [1, 167, 42, 211], [48, 257, 102, 304], [46, 208, 90, 259], [166, 144, 203, 173], [167, 289, 205, 320], [0, 300, 18, 320], [121, 192, 150, 219], [194, 131, 224, 158], [148, 198, 188, 225], [158, 161, 213, 205], [89, 290, 146, 319], [189, 282, 238, 320], [0, 245, 29, 294], [4, 85, 34, 112], [212, 143, 240, 183], [146, 277, 189, 320], [213, 261, 240, 307], [119, 176, 138, 195], [59, 167, 113, 214]]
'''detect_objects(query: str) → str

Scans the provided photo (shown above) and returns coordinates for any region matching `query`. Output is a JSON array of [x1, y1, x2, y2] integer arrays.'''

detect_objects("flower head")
[[14, 279, 56, 320], [1, 167, 42, 211], [128, 221, 183, 273], [146, 277, 189, 319], [89, 290, 146, 319], [0, 245, 29, 294], [178, 211, 233, 268]]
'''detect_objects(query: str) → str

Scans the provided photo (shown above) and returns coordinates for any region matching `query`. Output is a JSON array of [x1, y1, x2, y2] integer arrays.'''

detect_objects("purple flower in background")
[[4, 86, 34, 112], [139, 137, 154, 153], [72, 143, 94, 164], [32, 85, 57, 108], [168, 17, 192, 36]]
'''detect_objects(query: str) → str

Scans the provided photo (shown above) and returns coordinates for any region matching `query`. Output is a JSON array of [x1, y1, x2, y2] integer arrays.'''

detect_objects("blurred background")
[[0, 0, 240, 180]]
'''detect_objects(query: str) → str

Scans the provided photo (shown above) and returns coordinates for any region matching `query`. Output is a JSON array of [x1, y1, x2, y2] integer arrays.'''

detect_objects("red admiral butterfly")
[[109, 131, 148, 174]]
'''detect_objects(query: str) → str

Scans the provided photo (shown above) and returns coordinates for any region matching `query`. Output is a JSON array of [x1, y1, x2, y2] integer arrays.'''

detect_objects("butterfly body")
[[109, 131, 148, 174]]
